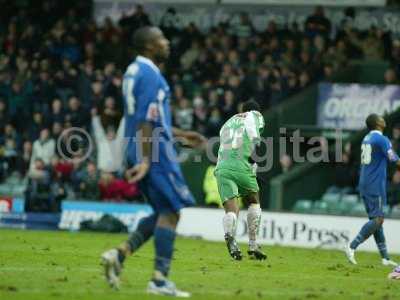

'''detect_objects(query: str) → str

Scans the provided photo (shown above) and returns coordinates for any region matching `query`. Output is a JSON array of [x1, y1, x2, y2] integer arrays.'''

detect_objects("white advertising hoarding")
[[222, 0, 386, 6], [178, 208, 400, 254]]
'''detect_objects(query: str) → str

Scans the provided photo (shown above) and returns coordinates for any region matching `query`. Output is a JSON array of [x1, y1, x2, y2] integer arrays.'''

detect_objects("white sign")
[[318, 83, 400, 130], [178, 208, 400, 253], [223, 0, 386, 6]]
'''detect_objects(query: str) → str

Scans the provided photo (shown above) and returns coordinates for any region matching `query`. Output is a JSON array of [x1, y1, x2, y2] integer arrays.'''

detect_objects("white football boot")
[[101, 249, 122, 290], [344, 243, 357, 265], [147, 279, 191, 298]]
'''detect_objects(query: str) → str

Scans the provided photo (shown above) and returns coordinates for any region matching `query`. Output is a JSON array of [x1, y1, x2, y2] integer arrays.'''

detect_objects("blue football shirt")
[[122, 55, 180, 174], [359, 130, 399, 197]]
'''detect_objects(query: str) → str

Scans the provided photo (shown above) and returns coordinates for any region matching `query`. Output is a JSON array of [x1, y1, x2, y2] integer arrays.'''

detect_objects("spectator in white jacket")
[[91, 109, 125, 173], [30, 128, 56, 170]]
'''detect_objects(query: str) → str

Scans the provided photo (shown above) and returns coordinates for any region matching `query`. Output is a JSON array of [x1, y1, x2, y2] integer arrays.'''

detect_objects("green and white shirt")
[[216, 110, 265, 172]]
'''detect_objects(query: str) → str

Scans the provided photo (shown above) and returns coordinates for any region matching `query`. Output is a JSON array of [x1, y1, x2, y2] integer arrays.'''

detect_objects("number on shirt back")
[[221, 126, 244, 149], [361, 144, 372, 164], [123, 78, 135, 115]]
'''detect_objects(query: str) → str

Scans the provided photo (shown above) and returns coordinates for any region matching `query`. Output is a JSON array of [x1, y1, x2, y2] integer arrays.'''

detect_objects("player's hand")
[[126, 161, 150, 183], [181, 131, 207, 150]]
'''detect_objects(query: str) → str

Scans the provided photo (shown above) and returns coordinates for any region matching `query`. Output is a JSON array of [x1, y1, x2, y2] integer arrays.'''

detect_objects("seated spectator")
[[92, 108, 125, 173], [28, 111, 45, 141], [78, 161, 100, 199], [65, 96, 89, 128], [48, 98, 65, 126], [25, 158, 53, 212], [3, 138, 18, 175], [30, 128, 55, 170], [0, 99, 8, 133], [16, 141, 32, 177], [174, 98, 194, 130], [206, 108, 223, 137], [51, 155, 73, 182], [98, 171, 140, 201]]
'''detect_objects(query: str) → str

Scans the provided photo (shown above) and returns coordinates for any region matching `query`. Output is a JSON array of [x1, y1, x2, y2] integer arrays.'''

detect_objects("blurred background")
[[1, 0, 400, 222]]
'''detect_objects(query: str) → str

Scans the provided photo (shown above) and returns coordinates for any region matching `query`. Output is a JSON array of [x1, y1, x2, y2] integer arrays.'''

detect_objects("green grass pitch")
[[0, 228, 400, 300]]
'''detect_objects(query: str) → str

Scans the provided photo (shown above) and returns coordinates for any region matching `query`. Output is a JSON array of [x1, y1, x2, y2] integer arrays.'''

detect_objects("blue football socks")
[[154, 226, 176, 277], [126, 213, 158, 254], [373, 226, 389, 260], [350, 219, 380, 250]]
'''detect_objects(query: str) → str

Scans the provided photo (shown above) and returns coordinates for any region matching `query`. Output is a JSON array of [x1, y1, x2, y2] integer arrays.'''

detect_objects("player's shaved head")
[[132, 26, 169, 61], [241, 100, 261, 113], [366, 113, 385, 131]]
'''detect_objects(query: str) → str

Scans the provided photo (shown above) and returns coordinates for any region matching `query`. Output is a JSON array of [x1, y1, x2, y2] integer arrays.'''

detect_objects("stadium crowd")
[[0, 1, 400, 210]]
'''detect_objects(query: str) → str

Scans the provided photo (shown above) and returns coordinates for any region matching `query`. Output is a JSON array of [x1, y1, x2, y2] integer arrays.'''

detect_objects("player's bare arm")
[[127, 122, 153, 183], [172, 127, 207, 149]]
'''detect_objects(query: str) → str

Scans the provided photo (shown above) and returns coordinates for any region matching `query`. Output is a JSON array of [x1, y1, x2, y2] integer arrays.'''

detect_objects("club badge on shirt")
[[146, 103, 159, 121]]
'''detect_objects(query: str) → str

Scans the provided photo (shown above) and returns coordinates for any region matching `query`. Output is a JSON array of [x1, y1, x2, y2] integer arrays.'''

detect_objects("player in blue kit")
[[101, 27, 206, 297], [345, 114, 399, 267]]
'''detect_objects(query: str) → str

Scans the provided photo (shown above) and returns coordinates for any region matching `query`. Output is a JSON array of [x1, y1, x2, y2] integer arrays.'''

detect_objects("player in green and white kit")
[[214, 100, 267, 261]]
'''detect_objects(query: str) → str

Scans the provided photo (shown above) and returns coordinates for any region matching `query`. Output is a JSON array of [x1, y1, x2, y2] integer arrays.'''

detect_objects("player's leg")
[[215, 169, 243, 260], [373, 221, 398, 266], [243, 192, 266, 260], [223, 197, 242, 260], [345, 195, 382, 265], [147, 212, 192, 297], [101, 213, 158, 289]]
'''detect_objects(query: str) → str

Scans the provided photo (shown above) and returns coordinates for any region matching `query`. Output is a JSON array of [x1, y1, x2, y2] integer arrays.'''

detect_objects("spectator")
[[51, 155, 73, 182], [279, 154, 293, 174], [30, 128, 55, 169], [78, 161, 100, 199], [16, 141, 32, 177], [28, 111, 45, 141], [48, 98, 65, 126], [0, 99, 9, 132], [100, 96, 122, 129], [206, 107, 223, 137], [91, 109, 125, 173], [174, 98, 194, 130], [388, 170, 400, 207], [305, 6, 331, 38], [160, 7, 181, 38], [391, 124, 400, 153], [98, 171, 140, 201], [231, 12, 254, 38], [25, 158, 53, 212], [119, 4, 151, 39], [66, 96, 89, 128], [384, 68, 399, 84]]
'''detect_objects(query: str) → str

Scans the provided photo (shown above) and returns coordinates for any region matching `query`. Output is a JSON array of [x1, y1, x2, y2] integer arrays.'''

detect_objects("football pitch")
[[0, 229, 400, 300]]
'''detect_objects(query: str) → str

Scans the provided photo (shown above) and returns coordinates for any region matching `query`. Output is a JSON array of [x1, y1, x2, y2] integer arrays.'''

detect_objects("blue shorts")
[[140, 169, 195, 214], [361, 193, 386, 218]]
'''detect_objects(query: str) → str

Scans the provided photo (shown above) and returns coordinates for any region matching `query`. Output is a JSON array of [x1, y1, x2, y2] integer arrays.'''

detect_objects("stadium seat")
[[341, 194, 359, 204], [311, 201, 328, 214], [292, 199, 313, 213], [321, 193, 341, 214], [390, 206, 400, 218], [348, 203, 366, 217], [338, 194, 360, 215], [321, 193, 341, 203]]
